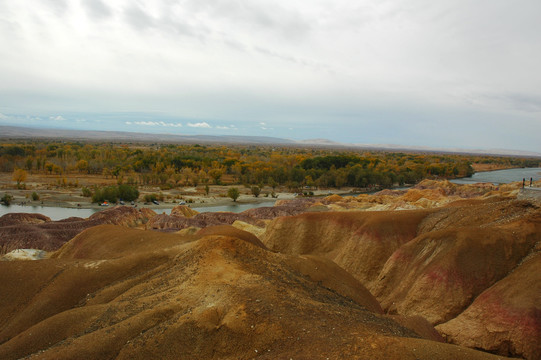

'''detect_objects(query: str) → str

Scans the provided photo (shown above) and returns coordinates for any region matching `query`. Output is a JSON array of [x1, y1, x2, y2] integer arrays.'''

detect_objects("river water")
[[2, 167, 540, 220], [450, 167, 541, 185], [0, 201, 277, 221]]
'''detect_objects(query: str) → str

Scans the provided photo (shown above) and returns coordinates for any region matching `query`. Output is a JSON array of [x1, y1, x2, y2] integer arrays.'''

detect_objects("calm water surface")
[[451, 167, 541, 185], [0, 201, 276, 221], [0, 205, 99, 221]]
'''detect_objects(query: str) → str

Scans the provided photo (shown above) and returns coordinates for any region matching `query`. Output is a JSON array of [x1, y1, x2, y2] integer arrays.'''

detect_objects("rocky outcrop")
[[170, 205, 199, 218], [0, 213, 51, 226], [262, 210, 431, 289], [261, 196, 541, 359], [312, 179, 522, 212], [0, 207, 156, 255], [0, 249, 48, 261], [436, 251, 541, 360], [0, 225, 504, 359], [88, 206, 156, 227], [145, 211, 264, 231]]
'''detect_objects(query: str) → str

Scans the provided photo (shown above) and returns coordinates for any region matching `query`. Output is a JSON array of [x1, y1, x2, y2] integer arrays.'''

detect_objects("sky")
[[0, 0, 540, 152]]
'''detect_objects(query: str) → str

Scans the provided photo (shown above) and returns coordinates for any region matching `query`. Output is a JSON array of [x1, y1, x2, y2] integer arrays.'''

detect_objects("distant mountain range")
[[1, 125, 540, 157]]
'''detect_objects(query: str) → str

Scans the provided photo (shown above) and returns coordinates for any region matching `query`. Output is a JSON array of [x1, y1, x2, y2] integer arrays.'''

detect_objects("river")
[[0, 201, 277, 221], [450, 167, 541, 185]]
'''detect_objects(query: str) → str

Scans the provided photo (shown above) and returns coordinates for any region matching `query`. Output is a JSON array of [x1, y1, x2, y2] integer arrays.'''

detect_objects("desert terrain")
[[0, 179, 540, 359]]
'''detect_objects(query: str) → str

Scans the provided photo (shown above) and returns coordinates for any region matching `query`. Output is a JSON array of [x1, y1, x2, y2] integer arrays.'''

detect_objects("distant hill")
[[0, 125, 296, 145], [1, 125, 540, 157]]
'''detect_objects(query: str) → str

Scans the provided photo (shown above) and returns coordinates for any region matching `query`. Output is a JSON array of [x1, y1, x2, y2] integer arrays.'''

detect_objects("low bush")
[[92, 185, 139, 203], [144, 194, 158, 203], [81, 187, 92, 197], [1, 193, 13, 205]]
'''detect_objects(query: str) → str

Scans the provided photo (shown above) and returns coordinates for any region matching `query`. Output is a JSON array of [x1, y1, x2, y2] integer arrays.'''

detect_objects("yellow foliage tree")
[[12, 168, 28, 187]]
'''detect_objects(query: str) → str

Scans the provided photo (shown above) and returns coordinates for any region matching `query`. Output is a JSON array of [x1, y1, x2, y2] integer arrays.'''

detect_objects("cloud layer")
[[0, 0, 540, 151]]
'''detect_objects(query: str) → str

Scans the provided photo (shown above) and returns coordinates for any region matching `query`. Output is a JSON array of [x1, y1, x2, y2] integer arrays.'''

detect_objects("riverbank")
[[0, 182, 349, 211]]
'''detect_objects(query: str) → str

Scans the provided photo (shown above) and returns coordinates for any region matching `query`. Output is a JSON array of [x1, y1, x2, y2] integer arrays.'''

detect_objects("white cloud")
[[187, 122, 211, 128], [128, 121, 182, 127], [50, 115, 66, 121], [0, 113, 9, 120], [1, 0, 541, 151], [216, 124, 237, 130]]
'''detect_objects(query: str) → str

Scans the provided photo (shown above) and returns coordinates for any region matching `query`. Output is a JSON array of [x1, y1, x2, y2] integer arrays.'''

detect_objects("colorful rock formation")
[[0, 225, 506, 359]]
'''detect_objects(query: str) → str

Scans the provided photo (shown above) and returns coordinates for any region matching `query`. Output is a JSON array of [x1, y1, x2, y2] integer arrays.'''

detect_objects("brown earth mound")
[[146, 200, 316, 233], [0, 206, 156, 255], [0, 213, 51, 226], [170, 205, 199, 218], [145, 211, 264, 231], [261, 197, 541, 359], [436, 251, 541, 360], [308, 179, 521, 212], [88, 206, 156, 227], [0, 225, 505, 359], [262, 210, 431, 289]]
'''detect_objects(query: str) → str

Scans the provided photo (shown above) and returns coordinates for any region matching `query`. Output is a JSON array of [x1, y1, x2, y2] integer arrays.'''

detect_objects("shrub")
[[1, 193, 13, 205], [227, 187, 240, 202], [91, 184, 139, 203], [31, 191, 40, 201], [81, 187, 92, 197], [144, 194, 158, 203], [92, 186, 119, 203], [251, 186, 261, 198], [117, 184, 139, 202]]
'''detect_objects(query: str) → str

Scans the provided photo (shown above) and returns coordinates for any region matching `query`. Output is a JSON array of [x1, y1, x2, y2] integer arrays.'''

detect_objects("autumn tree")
[[12, 168, 27, 188], [209, 168, 223, 185], [76, 160, 89, 173]]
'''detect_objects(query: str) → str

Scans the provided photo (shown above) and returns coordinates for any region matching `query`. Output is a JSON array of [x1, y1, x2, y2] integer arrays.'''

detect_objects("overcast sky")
[[0, 0, 540, 152]]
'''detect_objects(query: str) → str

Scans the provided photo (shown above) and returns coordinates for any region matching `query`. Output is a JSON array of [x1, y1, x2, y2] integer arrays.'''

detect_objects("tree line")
[[1, 141, 539, 190]]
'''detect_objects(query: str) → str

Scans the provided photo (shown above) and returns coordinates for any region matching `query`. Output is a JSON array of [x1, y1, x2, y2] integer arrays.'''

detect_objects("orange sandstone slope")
[[0, 206, 156, 255], [0, 225, 504, 360], [261, 197, 541, 359], [436, 251, 541, 360]]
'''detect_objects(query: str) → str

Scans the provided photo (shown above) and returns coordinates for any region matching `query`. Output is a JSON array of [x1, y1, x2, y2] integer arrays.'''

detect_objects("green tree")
[[227, 187, 240, 202], [117, 184, 139, 202], [251, 185, 261, 198]]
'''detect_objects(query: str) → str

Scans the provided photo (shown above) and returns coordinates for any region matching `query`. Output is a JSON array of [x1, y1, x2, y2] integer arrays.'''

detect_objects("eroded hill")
[[261, 196, 541, 359], [0, 225, 506, 360], [1, 180, 539, 359]]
